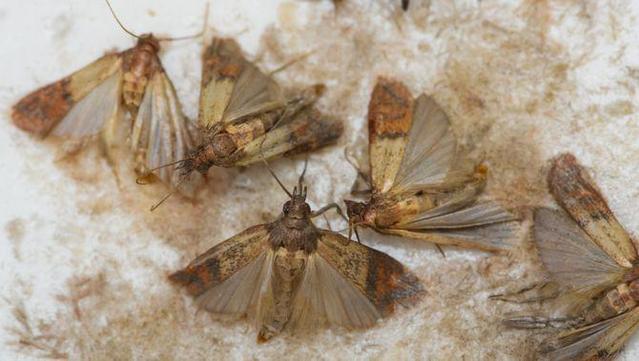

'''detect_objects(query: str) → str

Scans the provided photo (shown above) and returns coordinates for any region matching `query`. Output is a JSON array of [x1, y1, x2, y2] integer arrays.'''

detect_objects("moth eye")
[[283, 201, 291, 213]]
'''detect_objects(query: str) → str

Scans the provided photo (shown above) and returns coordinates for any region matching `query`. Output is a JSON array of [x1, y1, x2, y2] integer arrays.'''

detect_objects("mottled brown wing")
[[548, 153, 637, 267], [314, 230, 424, 317], [542, 307, 639, 361], [130, 70, 202, 194], [231, 107, 343, 166], [12, 53, 123, 137], [367, 78, 413, 194], [198, 37, 285, 131], [169, 224, 272, 315]]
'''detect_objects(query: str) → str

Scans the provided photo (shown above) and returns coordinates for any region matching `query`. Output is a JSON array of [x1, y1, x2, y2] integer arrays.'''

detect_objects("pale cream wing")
[[52, 69, 123, 137], [534, 208, 627, 302], [543, 307, 639, 361], [130, 71, 202, 192], [390, 94, 457, 193], [288, 253, 382, 330]]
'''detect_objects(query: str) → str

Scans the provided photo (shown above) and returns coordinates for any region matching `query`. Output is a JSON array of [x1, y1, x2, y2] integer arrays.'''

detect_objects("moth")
[[503, 153, 639, 360], [11, 2, 202, 194], [169, 37, 343, 184], [344, 78, 518, 252], [169, 166, 424, 342]]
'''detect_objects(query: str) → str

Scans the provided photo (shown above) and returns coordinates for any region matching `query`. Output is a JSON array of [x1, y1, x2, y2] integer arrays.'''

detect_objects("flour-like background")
[[1, 0, 639, 360]]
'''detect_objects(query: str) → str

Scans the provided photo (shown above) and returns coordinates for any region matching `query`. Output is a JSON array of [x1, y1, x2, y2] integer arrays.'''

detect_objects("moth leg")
[[435, 244, 447, 259], [343, 147, 371, 195], [502, 315, 582, 329], [311, 203, 347, 222], [490, 281, 560, 303]]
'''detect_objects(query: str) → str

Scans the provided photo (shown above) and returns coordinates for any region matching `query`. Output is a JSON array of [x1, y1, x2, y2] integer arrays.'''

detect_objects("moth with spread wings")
[[504, 153, 639, 360], [11, 32, 200, 194], [173, 37, 343, 180], [344, 78, 518, 252], [169, 174, 424, 342]]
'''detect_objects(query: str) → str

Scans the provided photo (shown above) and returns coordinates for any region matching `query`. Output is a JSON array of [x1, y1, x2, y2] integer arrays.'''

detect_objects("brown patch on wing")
[[282, 108, 343, 156], [548, 153, 637, 267], [201, 38, 244, 85], [169, 224, 270, 297], [368, 77, 413, 139], [317, 230, 424, 316], [11, 78, 73, 136]]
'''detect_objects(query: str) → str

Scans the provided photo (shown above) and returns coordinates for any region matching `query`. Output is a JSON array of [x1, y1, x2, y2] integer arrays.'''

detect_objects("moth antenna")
[[298, 157, 309, 191], [104, 0, 142, 39], [268, 48, 318, 76], [135, 159, 188, 185], [149, 174, 189, 211], [156, 2, 210, 42], [261, 158, 293, 198]]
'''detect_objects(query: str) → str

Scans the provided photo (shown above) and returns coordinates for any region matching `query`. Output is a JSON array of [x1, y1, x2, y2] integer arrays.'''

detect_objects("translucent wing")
[[543, 307, 639, 361], [232, 107, 343, 166], [198, 38, 285, 131], [130, 71, 202, 192], [314, 231, 424, 317], [288, 253, 382, 330], [549, 153, 637, 267], [168, 224, 271, 315], [381, 179, 518, 252], [534, 208, 627, 303], [367, 78, 413, 193], [390, 94, 457, 193], [12, 53, 123, 137]]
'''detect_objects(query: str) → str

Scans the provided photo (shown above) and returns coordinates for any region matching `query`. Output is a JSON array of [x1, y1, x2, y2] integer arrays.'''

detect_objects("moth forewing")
[[367, 77, 413, 194], [548, 153, 637, 267], [543, 307, 639, 361], [232, 108, 343, 167], [12, 53, 123, 137]]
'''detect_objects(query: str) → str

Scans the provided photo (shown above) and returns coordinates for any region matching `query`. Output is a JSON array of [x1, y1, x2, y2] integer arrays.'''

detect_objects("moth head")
[[344, 199, 367, 223], [282, 186, 311, 220], [137, 34, 161, 52]]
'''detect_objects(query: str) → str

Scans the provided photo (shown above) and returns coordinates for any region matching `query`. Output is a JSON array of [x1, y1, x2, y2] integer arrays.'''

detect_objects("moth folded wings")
[[502, 154, 639, 361], [176, 37, 343, 177], [345, 77, 518, 252], [11, 34, 201, 195]]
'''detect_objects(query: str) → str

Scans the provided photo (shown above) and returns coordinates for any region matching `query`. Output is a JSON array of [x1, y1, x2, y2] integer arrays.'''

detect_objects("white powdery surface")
[[1, 0, 639, 360]]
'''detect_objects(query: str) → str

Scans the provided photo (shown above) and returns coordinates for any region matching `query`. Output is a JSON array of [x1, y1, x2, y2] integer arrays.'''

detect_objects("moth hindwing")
[[345, 77, 518, 252], [177, 37, 343, 177], [170, 183, 423, 342], [11, 34, 200, 194], [503, 154, 639, 361]]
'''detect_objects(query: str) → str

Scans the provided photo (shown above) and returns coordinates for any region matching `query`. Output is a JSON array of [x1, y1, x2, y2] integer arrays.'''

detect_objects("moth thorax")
[[607, 284, 637, 313], [211, 133, 237, 158]]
